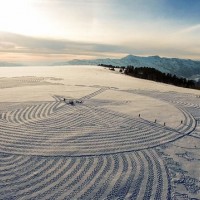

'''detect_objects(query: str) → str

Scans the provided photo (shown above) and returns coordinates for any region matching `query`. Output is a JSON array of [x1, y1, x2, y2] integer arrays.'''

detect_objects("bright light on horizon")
[[0, 0, 63, 38]]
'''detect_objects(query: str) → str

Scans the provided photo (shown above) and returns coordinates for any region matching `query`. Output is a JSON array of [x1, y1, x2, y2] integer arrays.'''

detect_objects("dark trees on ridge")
[[99, 64, 198, 90]]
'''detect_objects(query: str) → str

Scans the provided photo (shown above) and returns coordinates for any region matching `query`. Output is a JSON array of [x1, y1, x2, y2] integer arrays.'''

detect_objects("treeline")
[[125, 66, 197, 89], [99, 64, 200, 90], [98, 64, 125, 70]]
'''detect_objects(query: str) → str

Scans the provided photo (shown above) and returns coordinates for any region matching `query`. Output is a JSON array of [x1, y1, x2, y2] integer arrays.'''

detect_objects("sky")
[[0, 0, 200, 65]]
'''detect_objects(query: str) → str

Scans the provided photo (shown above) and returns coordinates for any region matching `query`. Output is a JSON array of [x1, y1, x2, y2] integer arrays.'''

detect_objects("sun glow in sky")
[[0, 0, 200, 65]]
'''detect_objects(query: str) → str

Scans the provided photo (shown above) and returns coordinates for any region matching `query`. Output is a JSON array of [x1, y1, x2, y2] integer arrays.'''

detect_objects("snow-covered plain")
[[0, 66, 200, 199]]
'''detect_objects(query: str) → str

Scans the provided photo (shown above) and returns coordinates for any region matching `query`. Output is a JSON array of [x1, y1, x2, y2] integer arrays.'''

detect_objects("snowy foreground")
[[0, 66, 200, 199]]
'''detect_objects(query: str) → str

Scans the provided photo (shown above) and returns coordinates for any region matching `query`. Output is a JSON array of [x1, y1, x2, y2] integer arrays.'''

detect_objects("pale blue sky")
[[0, 0, 199, 64]]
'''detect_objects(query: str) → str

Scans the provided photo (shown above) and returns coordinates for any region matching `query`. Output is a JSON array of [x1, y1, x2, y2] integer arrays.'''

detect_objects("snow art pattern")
[[0, 83, 200, 199]]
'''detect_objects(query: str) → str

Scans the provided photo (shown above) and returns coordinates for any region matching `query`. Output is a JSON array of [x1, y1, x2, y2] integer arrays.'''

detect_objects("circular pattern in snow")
[[0, 97, 190, 156], [0, 149, 169, 199]]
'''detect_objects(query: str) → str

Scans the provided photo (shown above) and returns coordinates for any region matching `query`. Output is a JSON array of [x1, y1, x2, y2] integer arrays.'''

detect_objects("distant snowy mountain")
[[0, 62, 23, 67], [53, 55, 200, 78]]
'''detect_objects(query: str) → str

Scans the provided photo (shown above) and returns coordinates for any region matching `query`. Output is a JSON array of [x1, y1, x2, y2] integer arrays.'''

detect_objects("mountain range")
[[0, 62, 23, 67], [1, 55, 200, 80], [53, 55, 200, 79]]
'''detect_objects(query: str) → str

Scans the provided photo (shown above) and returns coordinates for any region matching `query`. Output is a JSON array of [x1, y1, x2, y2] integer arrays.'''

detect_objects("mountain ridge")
[[0, 62, 24, 67], [53, 55, 200, 79]]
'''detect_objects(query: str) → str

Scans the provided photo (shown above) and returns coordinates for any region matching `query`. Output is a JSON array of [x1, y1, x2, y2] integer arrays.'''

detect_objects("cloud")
[[179, 24, 200, 34], [1, 31, 200, 64], [0, 31, 129, 64], [0, 31, 119, 55]]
